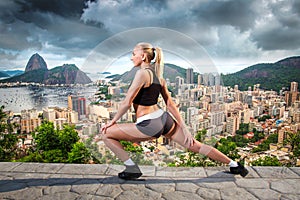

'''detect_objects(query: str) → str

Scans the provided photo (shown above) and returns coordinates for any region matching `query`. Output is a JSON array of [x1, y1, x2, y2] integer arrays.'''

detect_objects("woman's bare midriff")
[[133, 104, 160, 118]]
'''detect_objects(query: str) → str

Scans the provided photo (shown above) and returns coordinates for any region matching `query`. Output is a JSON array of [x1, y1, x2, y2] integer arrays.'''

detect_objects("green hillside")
[[221, 56, 300, 91]]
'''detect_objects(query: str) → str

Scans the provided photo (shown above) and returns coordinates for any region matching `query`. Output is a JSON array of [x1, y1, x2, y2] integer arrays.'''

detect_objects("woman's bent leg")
[[101, 123, 155, 180], [101, 123, 153, 162]]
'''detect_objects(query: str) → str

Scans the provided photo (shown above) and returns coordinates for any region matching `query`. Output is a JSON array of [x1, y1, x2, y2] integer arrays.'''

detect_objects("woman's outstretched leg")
[[166, 124, 248, 177]]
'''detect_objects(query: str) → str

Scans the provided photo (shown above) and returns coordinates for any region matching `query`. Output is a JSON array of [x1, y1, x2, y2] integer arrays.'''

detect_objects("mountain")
[[25, 53, 48, 72], [0, 71, 9, 78], [221, 56, 300, 91], [2, 70, 24, 77], [1, 54, 92, 85], [46, 64, 92, 85], [111, 63, 186, 83]]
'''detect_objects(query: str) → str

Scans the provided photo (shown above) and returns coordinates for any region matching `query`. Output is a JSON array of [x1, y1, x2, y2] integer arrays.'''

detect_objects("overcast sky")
[[1, 0, 300, 76]]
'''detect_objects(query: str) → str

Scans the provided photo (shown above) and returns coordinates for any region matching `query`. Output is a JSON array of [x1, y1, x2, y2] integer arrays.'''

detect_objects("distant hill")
[[221, 56, 300, 91], [1, 54, 92, 85], [111, 63, 186, 83], [0, 71, 9, 78], [2, 70, 24, 77], [46, 64, 92, 85]]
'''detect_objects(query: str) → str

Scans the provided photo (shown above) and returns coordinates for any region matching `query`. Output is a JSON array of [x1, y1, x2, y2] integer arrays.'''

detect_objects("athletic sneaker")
[[230, 162, 249, 177], [118, 164, 142, 180]]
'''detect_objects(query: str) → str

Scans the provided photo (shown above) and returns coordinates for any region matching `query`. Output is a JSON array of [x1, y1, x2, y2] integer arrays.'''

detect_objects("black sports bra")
[[133, 68, 162, 106]]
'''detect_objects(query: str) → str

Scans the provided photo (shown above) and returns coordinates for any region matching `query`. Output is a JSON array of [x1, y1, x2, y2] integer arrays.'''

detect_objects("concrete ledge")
[[0, 162, 299, 200]]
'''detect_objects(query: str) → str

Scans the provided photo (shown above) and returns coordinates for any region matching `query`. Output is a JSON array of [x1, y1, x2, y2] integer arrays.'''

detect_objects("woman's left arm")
[[101, 69, 147, 132]]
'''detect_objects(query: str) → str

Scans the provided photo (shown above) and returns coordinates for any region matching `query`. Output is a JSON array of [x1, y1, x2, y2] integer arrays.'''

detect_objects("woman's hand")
[[101, 121, 116, 134]]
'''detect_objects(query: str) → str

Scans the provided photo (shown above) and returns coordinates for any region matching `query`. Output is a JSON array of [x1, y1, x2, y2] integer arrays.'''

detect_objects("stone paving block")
[[80, 194, 114, 200], [10, 171, 51, 181], [11, 162, 52, 173], [253, 166, 298, 178], [196, 186, 221, 200], [280, 194, 300, 200], [235, 178, 269, 189], [36, 191, 79, 200], [56, 163, 108, 175], [145, 181, 175, 193], [117, 185, 161, 200], [70, 178, 102, 195], [155, 166, 206, 178], [0, 162, 22, 171], [175, 181, 200, 193], [0, 172, 14, 181], [95, 184, 123, 198], [204, 166, 234, 178], [163, 191, 204, 200], [43, 185, 73, 195], [31, 162, 65, 173], [289, 167, 300, 176], [246, 188, 281, 200], [140, 165, 156, 176], [105, 164, 124, 176], [220, 187, 259, 200], [195, 177, 237, 189], [270, 179, 300, 194], [244, 166, 260, 178], [0, 187, 44, 199]]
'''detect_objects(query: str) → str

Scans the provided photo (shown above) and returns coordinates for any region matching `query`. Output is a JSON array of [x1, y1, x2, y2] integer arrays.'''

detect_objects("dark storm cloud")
[[15, 0, 88, 19], [250, 0, 300, 50], [0, 0, 109, 61], [0, 0, 299, 72], [190, 0, 259, 31]]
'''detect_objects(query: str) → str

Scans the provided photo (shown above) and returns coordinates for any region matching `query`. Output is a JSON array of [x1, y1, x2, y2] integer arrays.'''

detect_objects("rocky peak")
[[25, 53, 48, 72]]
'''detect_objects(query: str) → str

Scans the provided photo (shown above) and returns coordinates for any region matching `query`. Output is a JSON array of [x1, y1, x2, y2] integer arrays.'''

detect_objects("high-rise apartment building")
[[186, 68, 194, 84], [291, 82, 298, 92], [68, 95, 87, 119], [20, 109, 41, 134], [285, 82, 300, 107], [226, 114, 240, 135]]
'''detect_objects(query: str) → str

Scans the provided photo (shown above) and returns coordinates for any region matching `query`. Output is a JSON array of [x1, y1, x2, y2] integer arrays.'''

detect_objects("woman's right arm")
[[160, 78, 195, 147], [160, 79, 183, 125]]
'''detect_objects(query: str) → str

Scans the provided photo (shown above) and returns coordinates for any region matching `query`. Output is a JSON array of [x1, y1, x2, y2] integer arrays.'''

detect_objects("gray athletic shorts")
[[135, 109, 175, 138]]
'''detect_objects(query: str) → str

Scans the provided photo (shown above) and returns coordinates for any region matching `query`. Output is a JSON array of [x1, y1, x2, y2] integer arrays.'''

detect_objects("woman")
[[101, 42, 248, 180]]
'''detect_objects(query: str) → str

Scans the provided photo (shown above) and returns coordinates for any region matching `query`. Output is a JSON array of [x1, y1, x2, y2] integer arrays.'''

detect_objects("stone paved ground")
[[0, 162, 299, 200]]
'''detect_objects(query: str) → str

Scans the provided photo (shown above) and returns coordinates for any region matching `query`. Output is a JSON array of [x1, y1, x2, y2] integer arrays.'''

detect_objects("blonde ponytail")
[[154, 47, 164, 79]]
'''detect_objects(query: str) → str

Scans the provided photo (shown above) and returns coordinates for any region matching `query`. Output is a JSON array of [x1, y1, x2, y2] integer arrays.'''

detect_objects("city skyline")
[[1, 0, 300, 75]]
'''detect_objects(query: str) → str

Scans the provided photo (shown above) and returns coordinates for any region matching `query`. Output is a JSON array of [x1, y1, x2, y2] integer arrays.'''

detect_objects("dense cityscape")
[[1, 67, 299, 167]]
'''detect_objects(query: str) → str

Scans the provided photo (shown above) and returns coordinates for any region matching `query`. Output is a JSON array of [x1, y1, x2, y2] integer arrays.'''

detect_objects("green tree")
[[284, 131, 300, 158], [0, 105, 18, 161], [68, 142, 91, 164], [195, 129, 206, 142], [58, 124, 79, 154], [33, 121, 60, 151], [251, 156, 281, 166], [22, 121, 91, 163], [84, 137, 102, 163], [216, 140, 240, 160], [236, 123, 249, 135], [252, 133, 278, 153]]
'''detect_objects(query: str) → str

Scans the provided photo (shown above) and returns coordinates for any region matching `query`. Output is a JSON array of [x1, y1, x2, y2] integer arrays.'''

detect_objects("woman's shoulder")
[[135, 68, 148, 77]]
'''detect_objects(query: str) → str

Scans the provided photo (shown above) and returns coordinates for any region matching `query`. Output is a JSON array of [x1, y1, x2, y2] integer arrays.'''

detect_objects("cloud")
[[0, 0, 299, 73], [0, 0, 110, 69], [250, 0, 300, 50]]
